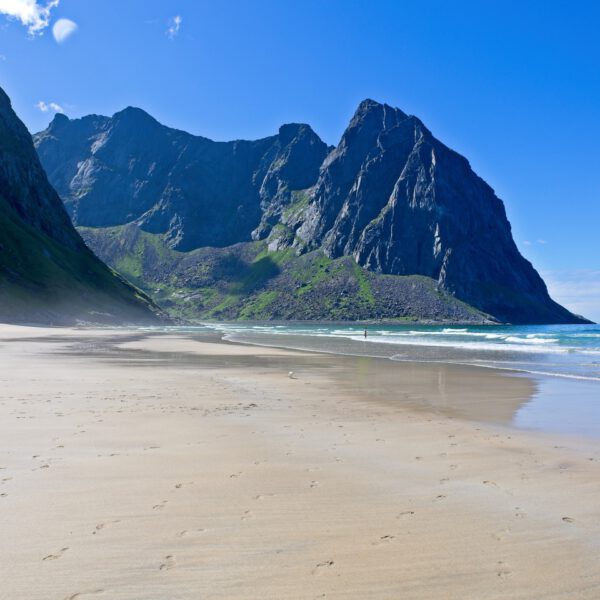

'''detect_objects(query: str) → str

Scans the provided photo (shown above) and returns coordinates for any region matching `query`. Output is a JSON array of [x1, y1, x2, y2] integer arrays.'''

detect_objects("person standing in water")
[[364, 327, 368, 339]]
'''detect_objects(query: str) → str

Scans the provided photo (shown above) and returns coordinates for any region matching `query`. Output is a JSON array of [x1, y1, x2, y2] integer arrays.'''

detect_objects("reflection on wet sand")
[[342, 356, 537, 426], [53, 332, 537, 428], [3, 325, 600, 600]]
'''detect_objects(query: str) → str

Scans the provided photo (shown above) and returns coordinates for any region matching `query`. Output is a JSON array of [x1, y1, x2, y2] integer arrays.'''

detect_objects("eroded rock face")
[[0, 89, 82, 251], [34, 99, 589, 324], [35, 110, 329, 252], [0, 86, 163, 325], [291, 99, 576, 323]]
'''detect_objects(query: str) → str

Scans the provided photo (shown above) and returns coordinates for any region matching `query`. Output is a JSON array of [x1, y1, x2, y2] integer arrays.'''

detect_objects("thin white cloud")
[[35, 100, 64, 113], [166, 14, 181, 39], [0, 0, 59, 35], [543, 269, 600, 322], [523, 240, 532, 246], [52, 16, 76, 43], [537, 239, 547, 245]]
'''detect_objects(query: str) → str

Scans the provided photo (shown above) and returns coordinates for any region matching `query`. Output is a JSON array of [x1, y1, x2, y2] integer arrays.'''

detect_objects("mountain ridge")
[[34, 100, 590, 324], [0, 85, 165, 325]]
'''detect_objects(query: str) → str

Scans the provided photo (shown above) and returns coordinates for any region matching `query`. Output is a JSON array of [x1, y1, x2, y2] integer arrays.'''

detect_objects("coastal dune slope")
[[0, 86, 164, 325]]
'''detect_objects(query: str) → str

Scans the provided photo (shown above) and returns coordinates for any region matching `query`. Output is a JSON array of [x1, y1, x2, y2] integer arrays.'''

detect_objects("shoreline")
[[1, 325, 600, 599], [221, 329, 600, 383]]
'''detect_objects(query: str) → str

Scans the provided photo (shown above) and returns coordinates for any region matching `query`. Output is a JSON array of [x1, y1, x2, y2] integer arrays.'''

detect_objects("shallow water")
[[199, 322, 600, 382], [128, 323, 600, 438]]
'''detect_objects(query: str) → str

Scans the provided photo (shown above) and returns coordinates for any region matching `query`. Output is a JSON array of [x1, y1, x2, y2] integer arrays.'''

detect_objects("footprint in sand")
[[159, 555, 176, 571], [43, 547, 69, 561], [491, 528, 511, 542], [397, 510, 415, 519], [174, 481, 194, 489], [372, 534, 395, 545], [64, 590, 104, 599], [92, 520, 121, 535], [312, 560, 335, 575], [176, 528, 206, 538], [241, 510, 253, 520], [562, 516, 575, 523], [433, 494, 446, 502], [497, 562, 511, 578], [253, 493, 277, 500], [152, 500, 168, 510], [309, 481, 320, 488]]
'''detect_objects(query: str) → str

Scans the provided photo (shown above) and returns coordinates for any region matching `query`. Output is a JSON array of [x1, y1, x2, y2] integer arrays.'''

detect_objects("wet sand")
[[1, 325, 600, 599]]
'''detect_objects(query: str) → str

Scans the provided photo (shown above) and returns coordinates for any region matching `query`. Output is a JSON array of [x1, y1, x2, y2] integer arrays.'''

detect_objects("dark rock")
[[34, 99, 590, 324], [0, 86, 165, 325], [35, 110, 329, 252]]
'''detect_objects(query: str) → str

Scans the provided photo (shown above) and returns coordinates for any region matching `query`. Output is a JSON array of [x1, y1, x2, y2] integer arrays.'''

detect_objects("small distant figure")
[[364, 327, 368, 339]]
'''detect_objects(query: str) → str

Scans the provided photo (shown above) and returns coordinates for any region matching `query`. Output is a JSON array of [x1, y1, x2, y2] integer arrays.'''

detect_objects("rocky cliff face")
[[0, 86, 164, 325], [291, 100, 578, 323], [35, 108, 330, 251], [34, 100, 589, 324]]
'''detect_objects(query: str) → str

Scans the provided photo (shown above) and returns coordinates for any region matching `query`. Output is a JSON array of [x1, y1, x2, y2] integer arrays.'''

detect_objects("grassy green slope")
[[0, 198, 161, 324], [79, 224, 493, 323]]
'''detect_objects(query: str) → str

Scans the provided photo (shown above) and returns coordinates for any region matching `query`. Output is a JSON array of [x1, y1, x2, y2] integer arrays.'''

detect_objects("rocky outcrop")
[[34, 100, 590, 324], [35, 109, 330, 251], [292, 100, 581, 324], [0, 86, 164, 325]]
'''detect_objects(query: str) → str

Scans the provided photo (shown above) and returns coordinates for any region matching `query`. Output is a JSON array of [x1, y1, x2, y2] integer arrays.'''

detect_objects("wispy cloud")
[[166, 14, 181, 39], [543, 269, 600, 322], [0, 0, 59, 35], [35, 100, 64, 113], [52, 16, 76, 43], [522, 238, 548, 248]]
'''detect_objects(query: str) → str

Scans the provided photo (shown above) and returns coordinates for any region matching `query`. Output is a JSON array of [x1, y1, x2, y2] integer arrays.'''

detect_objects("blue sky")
[[0, 0, 598, 320]]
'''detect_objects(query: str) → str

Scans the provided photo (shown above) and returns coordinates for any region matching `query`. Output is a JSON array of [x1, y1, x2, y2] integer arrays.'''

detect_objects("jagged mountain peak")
[[112, 105, 161, 127], [350, 98, 409, 130], [33, 102, 588, 324], [34, 108, 330, 251], [278, 122, 320, 145], [48, 112, 70, 126]]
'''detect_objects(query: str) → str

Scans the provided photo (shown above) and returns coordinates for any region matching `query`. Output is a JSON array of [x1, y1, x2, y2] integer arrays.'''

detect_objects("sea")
[[138, 322, 600, 437], [182, 322, 600, 382]]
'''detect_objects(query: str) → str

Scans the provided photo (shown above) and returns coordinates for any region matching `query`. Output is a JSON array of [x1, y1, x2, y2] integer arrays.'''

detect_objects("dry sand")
[[1, 325, 599, 599]]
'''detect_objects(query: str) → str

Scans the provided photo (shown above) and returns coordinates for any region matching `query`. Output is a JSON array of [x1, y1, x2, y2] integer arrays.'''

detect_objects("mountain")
[[34, 100, 589, 324], [0, 86, 165, 325], [34, 108, 331, 251]]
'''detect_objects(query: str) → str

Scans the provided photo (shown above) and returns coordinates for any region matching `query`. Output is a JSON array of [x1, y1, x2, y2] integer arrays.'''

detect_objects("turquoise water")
[[136, 322, 600, 437], [184, 322, 600, 382]]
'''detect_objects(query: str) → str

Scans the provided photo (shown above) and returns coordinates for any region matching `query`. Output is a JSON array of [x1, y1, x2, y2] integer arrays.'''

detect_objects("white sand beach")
[[1, 325, 599, 599]]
